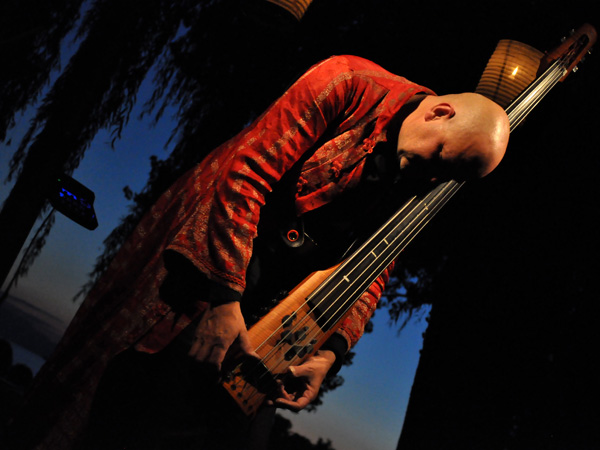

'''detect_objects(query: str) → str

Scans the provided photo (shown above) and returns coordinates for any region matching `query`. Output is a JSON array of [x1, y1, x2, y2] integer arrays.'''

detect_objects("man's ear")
[[425, 103, 455, 121]]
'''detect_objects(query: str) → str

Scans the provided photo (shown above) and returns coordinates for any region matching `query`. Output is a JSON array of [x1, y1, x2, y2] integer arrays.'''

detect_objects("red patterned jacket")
[[142, 54, 434, 350], [11, 55, 433, 450]]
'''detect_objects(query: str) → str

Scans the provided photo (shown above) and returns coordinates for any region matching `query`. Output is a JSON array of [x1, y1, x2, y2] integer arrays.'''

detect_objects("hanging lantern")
[[475, 40, 544, 108], [266, 0, 314, 21]]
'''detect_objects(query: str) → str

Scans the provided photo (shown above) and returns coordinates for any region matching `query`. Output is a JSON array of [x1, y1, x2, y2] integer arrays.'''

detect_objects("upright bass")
[[222, 23, 597, 417]]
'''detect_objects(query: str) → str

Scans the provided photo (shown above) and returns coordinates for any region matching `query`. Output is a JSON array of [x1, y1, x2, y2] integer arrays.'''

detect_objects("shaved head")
[[396, 92, 510, 183], [439, 92, 510, 176]]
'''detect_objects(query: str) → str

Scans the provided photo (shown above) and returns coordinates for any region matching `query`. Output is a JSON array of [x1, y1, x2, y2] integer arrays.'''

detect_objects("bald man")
[[6, 56, 509, 450], [200, 90, 510, 414]]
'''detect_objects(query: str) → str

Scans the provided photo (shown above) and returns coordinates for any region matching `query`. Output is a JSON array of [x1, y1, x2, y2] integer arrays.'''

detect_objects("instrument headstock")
[[538, 23, 597, 81]]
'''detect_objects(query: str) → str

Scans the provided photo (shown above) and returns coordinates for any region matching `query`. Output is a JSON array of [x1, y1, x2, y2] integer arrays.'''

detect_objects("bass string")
[[507, 56, 568, 130], [239, 181, 462, 396], [509, 68, 564, 130], [273, 180, 463, 369], [257, 181, 461, 393], [248, 191, 423, 357], [233, 199, 417, 398], [234, 189, 447, 406], [307, 181, 463, 337], [230, 193, 427, 403]]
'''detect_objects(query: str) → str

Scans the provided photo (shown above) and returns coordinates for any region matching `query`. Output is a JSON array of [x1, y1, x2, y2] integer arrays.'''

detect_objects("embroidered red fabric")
[[9, 56, 433, 449]]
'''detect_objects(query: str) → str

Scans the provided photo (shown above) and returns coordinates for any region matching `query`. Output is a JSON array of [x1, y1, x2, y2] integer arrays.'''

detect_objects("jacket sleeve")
[[166, 56, 377, 293]]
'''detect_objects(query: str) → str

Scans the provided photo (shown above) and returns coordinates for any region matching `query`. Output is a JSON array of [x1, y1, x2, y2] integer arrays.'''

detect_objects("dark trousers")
[[78, 341, 275, 450]]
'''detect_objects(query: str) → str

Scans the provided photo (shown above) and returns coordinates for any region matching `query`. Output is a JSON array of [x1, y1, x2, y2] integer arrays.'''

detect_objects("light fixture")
[[266, 0, 314, 21], [475, 40, 544, 108]]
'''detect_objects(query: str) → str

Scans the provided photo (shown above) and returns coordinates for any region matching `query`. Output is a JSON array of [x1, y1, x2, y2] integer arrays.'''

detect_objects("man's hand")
[[188, 301, 254, 371], [274, 349, 336, 412]]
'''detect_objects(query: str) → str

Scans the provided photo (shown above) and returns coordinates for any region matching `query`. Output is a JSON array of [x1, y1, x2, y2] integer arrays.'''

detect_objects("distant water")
[[0, 294, 65, 374], [7, 341, 46, 375]]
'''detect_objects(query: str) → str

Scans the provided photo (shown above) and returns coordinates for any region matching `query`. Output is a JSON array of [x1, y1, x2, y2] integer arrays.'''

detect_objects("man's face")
[[396, 115, 489, 184], [397, 121, 444, 183]]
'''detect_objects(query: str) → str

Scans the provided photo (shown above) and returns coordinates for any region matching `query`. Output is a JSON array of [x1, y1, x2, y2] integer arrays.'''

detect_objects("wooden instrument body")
[[222, 264, 345, 417]]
